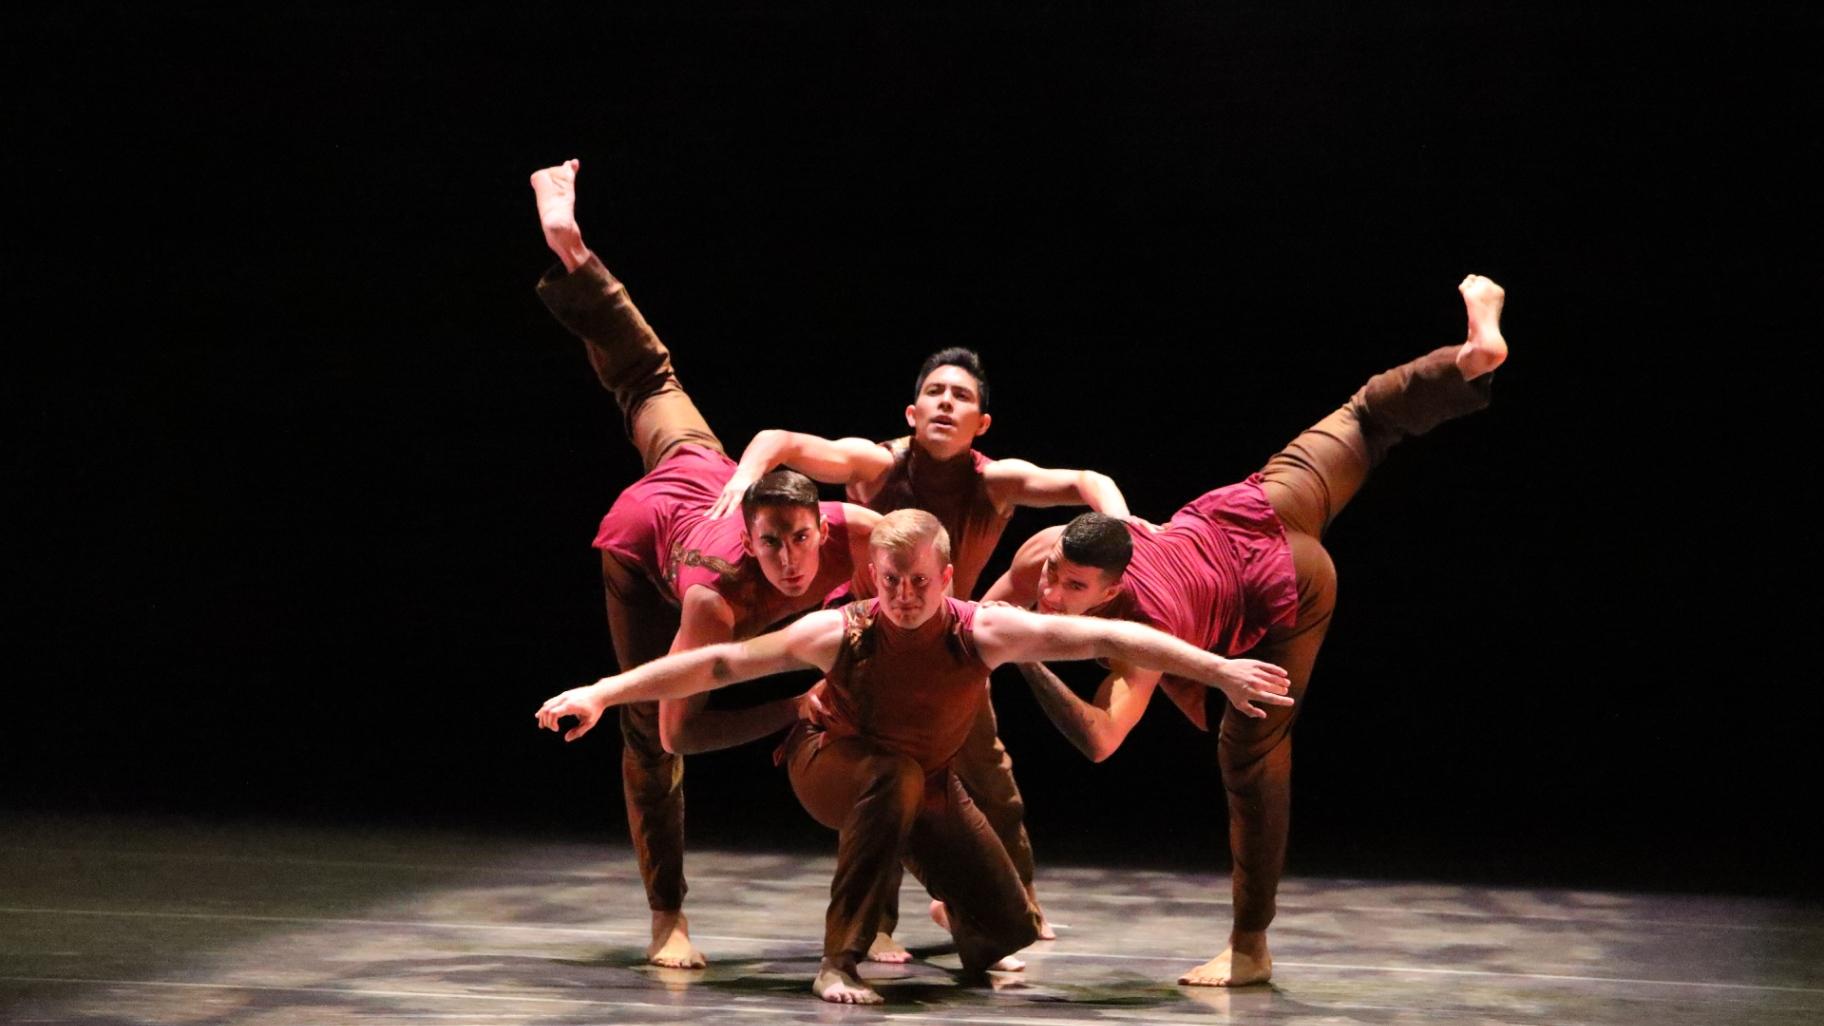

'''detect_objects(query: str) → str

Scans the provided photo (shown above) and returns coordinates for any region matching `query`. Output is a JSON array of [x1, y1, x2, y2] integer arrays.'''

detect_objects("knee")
[[855, 752, 925, 822]]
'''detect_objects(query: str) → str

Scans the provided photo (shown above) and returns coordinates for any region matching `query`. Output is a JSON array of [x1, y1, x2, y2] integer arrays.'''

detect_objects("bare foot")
[[1178, 934, 1272, 987], [646, 911, 706, 969], [1034, 902, 1057, 941], [1455, 274, 1508, 380], [867, 931, 912, 964], [930, 900, 1025, 972], [812, 962, 883, 1004], [529, 158, 590, 272]]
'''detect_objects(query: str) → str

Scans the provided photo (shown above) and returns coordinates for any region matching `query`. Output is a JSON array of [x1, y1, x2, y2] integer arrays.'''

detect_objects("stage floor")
[[3, 815, 1819, 1024]]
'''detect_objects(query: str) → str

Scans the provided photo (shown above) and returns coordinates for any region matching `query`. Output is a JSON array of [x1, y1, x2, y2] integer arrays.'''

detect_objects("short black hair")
[[915, 347, 990, 411], [742, 469, 822, 525], [1060, 513, 1132, 579]]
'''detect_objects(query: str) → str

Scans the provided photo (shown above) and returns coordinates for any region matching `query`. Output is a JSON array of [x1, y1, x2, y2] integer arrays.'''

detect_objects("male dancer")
[[538, 509, 1293, 1004], [707, 348, 1125, 946], [529, 158, 882, 968], [981, 275, 1510, 987]]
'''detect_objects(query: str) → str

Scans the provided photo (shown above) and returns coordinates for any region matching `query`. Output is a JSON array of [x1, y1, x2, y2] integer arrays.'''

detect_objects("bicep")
[[985, 459, 1089, 509], [788, 434, 894, 485]]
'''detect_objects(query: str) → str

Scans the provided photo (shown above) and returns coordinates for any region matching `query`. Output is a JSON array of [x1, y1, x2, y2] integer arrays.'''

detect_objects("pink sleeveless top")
[[1095, 475, 1299, 730], [594, 444, 861, 636]]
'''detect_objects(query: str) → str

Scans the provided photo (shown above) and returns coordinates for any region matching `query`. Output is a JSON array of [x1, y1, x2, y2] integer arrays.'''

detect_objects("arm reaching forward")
[[536, 610, 845, 742], [707, 430, 896, 519], [971, 605, 1292, 719]]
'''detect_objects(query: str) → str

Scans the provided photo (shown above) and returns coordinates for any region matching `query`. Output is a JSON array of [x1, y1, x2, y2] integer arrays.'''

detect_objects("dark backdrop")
[[9, 5, 1817, 896]]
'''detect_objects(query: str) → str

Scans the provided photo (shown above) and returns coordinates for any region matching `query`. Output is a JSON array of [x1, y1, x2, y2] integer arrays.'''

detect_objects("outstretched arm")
[[1018, 662, 1160, 762], [972, 606, 1291, 718], [536, 610, 844, 742], [707, 431, 897, 519], [983, 459, 1130, 517], [657, 588, 805, 755]]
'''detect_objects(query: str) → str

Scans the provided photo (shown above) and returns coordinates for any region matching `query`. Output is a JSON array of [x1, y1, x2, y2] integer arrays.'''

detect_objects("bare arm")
[[536, 610, 844, 742], [979, 527, 1061, 607], [657, 588, 804, 755], [972, 606, 1292, 718], [707, 431, 897, 519], [1019, 661, 1160, 762], [983, 459, 1130, 517]]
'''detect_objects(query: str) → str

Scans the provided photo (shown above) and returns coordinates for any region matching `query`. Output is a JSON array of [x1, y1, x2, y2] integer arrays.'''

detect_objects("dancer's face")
[[1036, 546, 1121, 616], [744, 504, 828, 597], [905, 365, 990, 458], [869, 541, 953, 629]]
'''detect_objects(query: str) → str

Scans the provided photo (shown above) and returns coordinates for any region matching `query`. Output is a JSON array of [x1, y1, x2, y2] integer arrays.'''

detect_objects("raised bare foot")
[[812, 962, 883, 1004], [867, 930, 913, 964], [646, 910, 706, 969], [1178, 937, 1272, 987], [930, 899, 1025, 972], [1455, 274, 1508, 380], [529, 158, 590, 272]]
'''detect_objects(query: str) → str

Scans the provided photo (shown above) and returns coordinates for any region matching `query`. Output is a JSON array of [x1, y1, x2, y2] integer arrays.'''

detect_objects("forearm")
[[659, 697, 801, 755], [592, 642, 749, 706], [732, 429, 795, 481], [1078, 471, 1130, 517], [1094, 622, 1226, 683], [1018, 663, 1119, 762]]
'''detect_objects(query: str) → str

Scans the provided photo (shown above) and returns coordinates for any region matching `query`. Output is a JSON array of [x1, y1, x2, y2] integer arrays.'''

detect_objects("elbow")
[[1086, 735, 1119, 764], [659, 723, 708, 756]]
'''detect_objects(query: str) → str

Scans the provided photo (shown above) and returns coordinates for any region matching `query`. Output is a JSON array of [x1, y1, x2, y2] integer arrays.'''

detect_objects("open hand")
[[705, 473, 756, 520], [536, 683, 609, 742], [1216, 659, 1294, 719]]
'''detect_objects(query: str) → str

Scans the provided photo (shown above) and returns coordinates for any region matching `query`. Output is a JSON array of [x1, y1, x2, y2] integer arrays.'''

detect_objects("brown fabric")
[[536, 256, 723, 471], [1211, 345, 1492, 932], [601, 551, 688, 911], [783, 726, 1039, 969], [853, 439, 1011, 599], [805, 599, 989, 775], [539, 258, 732, 913]]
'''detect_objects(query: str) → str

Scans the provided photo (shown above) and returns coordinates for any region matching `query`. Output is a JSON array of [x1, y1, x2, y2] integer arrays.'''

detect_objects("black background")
[[9, 5, 1818, 896]]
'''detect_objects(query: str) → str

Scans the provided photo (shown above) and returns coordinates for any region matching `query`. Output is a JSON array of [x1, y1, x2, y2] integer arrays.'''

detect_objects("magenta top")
[[1094, 475, 1299, 730], [594, 444, 860, 636]]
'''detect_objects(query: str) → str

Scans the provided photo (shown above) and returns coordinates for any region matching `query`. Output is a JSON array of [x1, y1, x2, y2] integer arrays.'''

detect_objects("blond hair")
[[869, 508, 952, 566]]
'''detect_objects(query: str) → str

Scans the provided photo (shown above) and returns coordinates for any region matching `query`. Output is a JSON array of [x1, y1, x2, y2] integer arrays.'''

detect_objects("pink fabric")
[[594, 443, 859, 634], [1099, 475, 1299, 730]]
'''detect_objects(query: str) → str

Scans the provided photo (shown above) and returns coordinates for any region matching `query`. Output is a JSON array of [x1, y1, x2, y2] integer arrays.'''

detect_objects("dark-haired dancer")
[[530, 159, 881, 967], [538, 509, 1292, 1004], [706, 347, 1127, 955], [983, 275, 1510, 987]]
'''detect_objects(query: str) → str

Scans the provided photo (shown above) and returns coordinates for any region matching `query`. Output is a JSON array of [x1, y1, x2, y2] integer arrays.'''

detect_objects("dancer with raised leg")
[[529, 158, 882, 968], [983, 275, 1510, 987]]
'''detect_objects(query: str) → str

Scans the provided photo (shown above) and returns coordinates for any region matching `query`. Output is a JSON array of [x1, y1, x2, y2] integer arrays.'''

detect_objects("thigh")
[[1217, 530, 1335, 750]]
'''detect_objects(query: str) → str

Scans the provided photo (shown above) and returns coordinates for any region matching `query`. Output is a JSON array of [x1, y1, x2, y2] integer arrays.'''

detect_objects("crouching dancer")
[[537, 509, 1291, 1004]]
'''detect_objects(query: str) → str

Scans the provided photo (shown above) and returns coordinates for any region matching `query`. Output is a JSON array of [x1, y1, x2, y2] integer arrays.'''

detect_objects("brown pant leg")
[[785, 731, 925, 965], [536, 257, 723, 471], [1211, 531, 1335, 933], [876, 695, 1038, 939], [602, 552, 688, 912], [1221, 345, 1488, 931], [905, 773, 1042, 972], [950, 695, 1039, 892], [1259, 345, 1491, 537]]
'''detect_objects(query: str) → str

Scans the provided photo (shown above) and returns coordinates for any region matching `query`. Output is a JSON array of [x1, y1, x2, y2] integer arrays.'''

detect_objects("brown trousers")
[[1215, 345, 1493, 932], [538, 257, 727, 912], [784, 726, 1042, 970], [876, 696, 1038, 935]]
